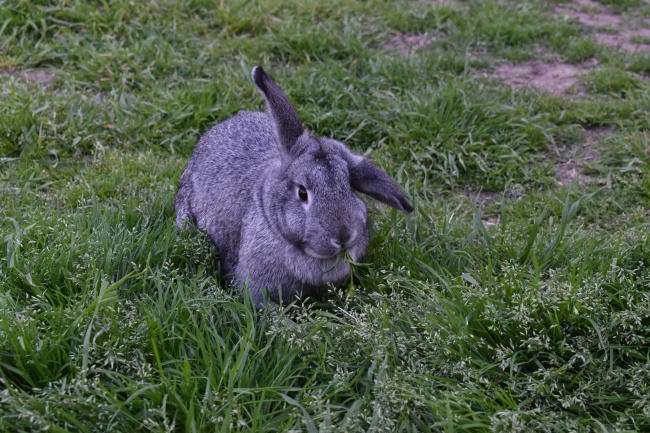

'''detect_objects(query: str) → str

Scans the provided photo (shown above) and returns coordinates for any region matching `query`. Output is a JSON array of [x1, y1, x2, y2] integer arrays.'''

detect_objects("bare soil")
[[3, 69, 56, 88], [488, 60, 596, 95], [592, 31, 650, 53], [418, 0, 453, 4], [555, 126, 609, 186], [556, 0, 650, 53], [464, 190, 503, 207], [383, 32, 436, 55]]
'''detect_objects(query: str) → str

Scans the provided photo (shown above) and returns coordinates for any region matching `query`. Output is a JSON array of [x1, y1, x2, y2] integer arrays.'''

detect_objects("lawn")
[[1, 0, 650, 431]]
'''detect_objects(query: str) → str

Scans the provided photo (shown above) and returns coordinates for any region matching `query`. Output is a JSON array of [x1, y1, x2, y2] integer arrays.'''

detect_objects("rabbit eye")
[[297, 185, 309, 202]]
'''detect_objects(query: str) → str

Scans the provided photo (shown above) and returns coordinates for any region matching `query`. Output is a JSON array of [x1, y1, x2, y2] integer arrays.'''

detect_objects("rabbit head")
[[251, 66, 413, 262]]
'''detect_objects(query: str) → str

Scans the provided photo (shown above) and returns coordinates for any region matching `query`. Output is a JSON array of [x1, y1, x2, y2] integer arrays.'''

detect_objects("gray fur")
[[174, 66, 413, 307]]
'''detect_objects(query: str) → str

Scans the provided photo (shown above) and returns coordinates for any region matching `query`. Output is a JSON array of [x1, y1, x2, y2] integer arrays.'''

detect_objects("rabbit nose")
[[331, 230, 354, 249]]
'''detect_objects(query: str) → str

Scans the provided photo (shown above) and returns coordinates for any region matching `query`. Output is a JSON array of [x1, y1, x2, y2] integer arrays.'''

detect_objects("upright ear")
[[251, 66, 305, 159], [349, 159, 414, 214]]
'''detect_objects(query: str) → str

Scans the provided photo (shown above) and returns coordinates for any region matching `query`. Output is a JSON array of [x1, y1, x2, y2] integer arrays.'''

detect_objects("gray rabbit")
[[174, 66, 413, 307]]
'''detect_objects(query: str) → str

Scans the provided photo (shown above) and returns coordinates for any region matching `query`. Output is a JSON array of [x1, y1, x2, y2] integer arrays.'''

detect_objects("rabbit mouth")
[[303, 246, 344, 260]]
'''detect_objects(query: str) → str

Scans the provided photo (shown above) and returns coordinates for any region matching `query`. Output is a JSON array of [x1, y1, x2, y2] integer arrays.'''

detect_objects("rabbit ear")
[[349, 159, 414, 214], [252, 66, 305, 158]]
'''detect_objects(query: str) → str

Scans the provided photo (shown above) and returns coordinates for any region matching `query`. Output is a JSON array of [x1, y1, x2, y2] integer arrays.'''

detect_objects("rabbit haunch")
[[174, 66, 413, 307]]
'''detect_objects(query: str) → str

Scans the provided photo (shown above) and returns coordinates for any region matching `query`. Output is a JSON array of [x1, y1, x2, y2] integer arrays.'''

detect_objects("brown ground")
[[556, 0, 650, 53], [555, 127, 608, 186], [3, 69, 56, 89], [383, 32, 436, 56], [490, 60, 597, 96]]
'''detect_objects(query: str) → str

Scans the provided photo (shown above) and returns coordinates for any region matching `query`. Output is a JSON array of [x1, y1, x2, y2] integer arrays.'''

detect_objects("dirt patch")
[[22, 70, 56, 87], [418, 0, 454, 4], [555, 126, 608, 186], [573, 0, 605, 5], [555, 1, 650, 53], [485, 60, 597, 95], [464, 189, 525, 206], [561, 9, 622, 28], [593, 31, 650, 53], [383, 32, 437, 55], [464, 190, 502, 207], [2, 69, 56, 89]]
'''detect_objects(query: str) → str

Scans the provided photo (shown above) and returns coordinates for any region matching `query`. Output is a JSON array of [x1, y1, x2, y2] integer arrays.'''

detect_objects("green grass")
[[2, 0, 650, 431]]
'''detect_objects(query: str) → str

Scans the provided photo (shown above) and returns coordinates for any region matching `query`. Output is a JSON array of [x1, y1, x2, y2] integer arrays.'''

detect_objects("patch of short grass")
[[555, 36, 599, 63], [582, 67, 644, 95]]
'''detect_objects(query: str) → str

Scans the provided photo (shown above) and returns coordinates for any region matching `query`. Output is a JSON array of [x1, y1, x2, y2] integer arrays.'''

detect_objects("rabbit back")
[[174, 110, 276, 273]]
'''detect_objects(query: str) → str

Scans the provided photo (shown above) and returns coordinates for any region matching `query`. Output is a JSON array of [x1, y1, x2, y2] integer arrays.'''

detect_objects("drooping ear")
[[349, 159, 414, 214], [251, 66, 304, 158]]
